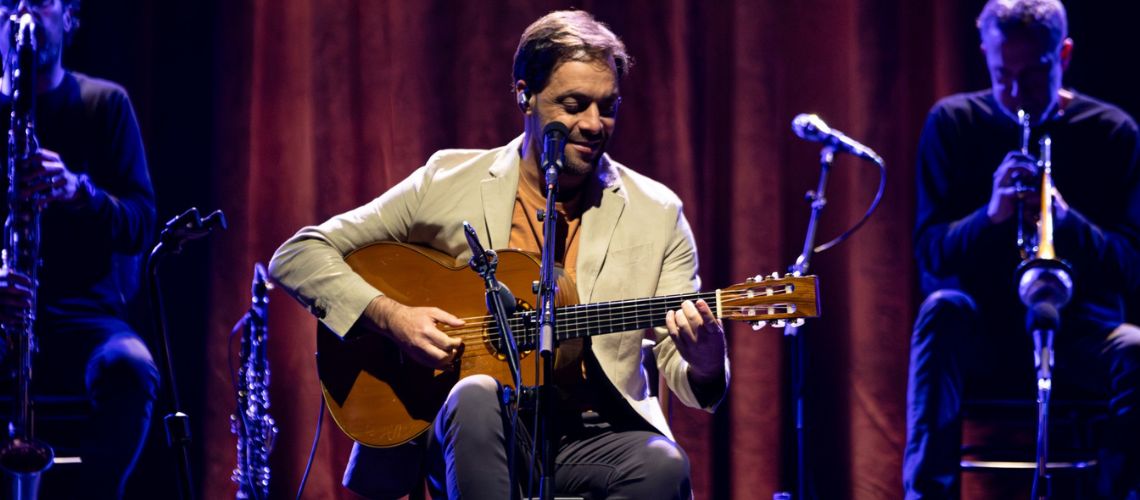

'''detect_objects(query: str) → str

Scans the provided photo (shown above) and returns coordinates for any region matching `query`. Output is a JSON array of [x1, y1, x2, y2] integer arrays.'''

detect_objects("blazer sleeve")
[[650, 206, 730, 412], [269, 165, 433, 336]]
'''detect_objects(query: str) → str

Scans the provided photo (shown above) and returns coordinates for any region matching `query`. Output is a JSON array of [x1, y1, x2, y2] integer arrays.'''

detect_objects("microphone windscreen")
[[1027, 302, 1060, 332], [791, 113, 829, 140], [543, 121, 569, 138]]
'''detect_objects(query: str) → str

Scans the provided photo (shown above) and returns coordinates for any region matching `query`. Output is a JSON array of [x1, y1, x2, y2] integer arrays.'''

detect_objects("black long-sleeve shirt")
[[1, 72, 156, 319], [915, 90, 1140, 335]]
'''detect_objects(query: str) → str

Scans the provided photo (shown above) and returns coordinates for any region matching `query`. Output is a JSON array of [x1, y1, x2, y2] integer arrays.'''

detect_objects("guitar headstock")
[[716, 273, 820, 330]]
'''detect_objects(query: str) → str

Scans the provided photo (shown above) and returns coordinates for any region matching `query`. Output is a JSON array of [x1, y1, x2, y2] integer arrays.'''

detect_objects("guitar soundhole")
[[484, 299, 535, 358]]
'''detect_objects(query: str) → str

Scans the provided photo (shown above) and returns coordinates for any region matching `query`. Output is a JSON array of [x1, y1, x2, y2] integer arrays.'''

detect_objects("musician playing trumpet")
[[0, 0, 158, 497], [905, 1, 1140, 498]]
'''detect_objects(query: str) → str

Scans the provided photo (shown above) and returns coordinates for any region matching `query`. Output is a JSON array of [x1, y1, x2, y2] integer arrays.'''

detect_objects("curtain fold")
[[200, 1, 980, 498]]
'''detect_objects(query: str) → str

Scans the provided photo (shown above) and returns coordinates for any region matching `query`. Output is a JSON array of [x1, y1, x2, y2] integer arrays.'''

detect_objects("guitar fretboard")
[[502, 290, 718, 348]]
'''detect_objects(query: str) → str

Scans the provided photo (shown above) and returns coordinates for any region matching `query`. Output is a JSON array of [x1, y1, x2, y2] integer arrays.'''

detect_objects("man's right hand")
[[987, 151, 1039, 224], [362, 295, 465, 369], [0, 267, 33, 327]]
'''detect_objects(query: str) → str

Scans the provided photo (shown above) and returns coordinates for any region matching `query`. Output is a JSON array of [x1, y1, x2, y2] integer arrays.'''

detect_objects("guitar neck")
[[508, 290, 716, 348]]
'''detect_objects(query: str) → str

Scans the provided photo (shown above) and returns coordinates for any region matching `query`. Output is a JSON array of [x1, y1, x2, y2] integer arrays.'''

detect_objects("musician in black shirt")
[[904, 1, 1140, 497], [0, 1, 158, 497]]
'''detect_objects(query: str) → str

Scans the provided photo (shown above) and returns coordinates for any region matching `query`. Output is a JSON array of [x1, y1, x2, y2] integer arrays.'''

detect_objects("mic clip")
[[159, 207, 228, 254]]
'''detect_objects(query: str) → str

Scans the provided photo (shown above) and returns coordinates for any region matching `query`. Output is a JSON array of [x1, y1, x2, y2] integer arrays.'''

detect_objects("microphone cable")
[[296, 393, 325, 500], [813, 155, 886, 254]]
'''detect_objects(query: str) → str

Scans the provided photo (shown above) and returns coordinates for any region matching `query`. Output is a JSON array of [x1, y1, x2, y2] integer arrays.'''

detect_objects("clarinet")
[[0, 13, 55, 499], [231, 263, 277, 499]]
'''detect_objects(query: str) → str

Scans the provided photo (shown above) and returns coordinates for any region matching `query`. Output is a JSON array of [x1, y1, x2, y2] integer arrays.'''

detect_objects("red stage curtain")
[[202, 1, 983, 498]]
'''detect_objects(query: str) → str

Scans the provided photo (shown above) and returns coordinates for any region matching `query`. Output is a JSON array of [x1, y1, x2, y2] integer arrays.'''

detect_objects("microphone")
[[13, 13, 36, 50], [792, 113, 883, 164], [540, 122, 569, 173], [1027, 302, 1060, 332], [159, 207, 228, 251], [463, 221, 491, 275]]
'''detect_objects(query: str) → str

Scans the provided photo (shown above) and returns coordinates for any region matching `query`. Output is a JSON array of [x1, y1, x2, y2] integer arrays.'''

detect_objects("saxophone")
[[231, 262, 277, 499], [0, 13, 55, 499]]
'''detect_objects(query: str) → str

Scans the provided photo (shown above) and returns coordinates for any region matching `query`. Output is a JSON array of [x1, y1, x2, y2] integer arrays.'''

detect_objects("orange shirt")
[[508, 175, 592, 405]]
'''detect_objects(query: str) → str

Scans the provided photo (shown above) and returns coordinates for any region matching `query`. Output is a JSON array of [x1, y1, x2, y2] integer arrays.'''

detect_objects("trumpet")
[[1014, 109, 1072, 313]]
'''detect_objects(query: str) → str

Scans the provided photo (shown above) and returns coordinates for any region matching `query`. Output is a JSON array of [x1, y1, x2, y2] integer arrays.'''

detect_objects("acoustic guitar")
[[316, 241, 819, 447]]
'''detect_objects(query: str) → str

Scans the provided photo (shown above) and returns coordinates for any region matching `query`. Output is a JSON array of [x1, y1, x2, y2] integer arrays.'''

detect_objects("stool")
[[960, 397, 1106, 498]]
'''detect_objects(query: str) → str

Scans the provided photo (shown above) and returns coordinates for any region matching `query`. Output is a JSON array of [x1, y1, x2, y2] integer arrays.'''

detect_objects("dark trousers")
[[903, 289, 1140, 499], [35, 315, 160, 499], [343, 374, 691, 500]]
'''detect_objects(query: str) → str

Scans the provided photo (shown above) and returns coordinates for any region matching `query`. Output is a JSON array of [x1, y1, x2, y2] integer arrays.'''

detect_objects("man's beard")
[[35, 41, 59, 71], [4, 31, 60, 75]]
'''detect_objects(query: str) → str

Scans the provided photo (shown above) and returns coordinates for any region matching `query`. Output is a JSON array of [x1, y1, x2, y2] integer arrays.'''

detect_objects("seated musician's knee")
[[86, 333, 160, 402], [448, 374, 500, 405], [440, 375, 502, 426], [1105, 323, 1140, 399], [913, 289, 977, 341], [1106, 323, 1140, 352], [918, 289, 977, 320], [636, 436, 692, 496]]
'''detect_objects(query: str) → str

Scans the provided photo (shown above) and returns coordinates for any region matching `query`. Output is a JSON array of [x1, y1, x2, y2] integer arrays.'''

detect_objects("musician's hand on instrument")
[[0, 267, 33, 326], [666, 299, 726, 385], [988, 151, 1039, 224], [1052, 186, 1070, 221], [366, 295, 465, 369], [18, 149, 83, 208]]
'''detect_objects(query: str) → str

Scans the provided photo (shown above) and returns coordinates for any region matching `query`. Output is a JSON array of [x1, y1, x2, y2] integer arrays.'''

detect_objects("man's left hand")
[[665, 299, 727, 384], [18, 148, 83, 208]]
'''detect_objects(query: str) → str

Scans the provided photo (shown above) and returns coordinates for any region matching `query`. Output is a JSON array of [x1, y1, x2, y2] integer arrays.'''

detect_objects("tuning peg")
[[751, 321, 767, 331], [790, 318, 805, 327], [772, 319, 787, 328], [746, 276, 756, 283], [770, 272, 780, 279]]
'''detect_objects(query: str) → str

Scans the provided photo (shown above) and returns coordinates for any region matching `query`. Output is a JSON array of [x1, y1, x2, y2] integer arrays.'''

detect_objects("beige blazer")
[[270, 135, 729, 438]]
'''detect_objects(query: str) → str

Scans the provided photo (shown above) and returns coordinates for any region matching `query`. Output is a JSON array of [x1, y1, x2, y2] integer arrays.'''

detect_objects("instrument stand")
[[775, 146, 835, 500], [147, 207, 226, 500], [463, 222, 526, 500]]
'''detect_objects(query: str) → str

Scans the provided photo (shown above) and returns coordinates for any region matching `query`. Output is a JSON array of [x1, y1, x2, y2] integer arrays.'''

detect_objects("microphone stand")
[[1030, 320, 1055, 500], [1018, 262, 1071, 500], [462, 222, 525, 500], [535, 149, 561, 500], [147, 207, 227, 500], [776, 146, 835, 500]]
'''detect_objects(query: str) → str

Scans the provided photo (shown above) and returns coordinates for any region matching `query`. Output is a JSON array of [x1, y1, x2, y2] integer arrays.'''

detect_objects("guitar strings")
[[445, 288, 799, 344], [454, 302, 800, 361], [434, 287, 803, 354], [446, 287, 793, 335]]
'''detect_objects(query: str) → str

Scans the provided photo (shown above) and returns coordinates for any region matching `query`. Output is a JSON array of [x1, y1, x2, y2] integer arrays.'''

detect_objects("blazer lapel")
[[576, 159, 627, 303], [480, 137, 523, 249]]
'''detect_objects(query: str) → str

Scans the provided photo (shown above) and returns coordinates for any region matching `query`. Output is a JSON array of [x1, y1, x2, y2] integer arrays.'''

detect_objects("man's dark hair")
[[512, 10, 632, 95], [65, 0, 81, 44], [976, 0, 1067, 51]]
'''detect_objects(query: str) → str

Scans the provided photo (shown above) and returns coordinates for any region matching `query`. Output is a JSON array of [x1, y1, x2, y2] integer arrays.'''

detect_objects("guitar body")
[[315, 241, 820, 448], [316, 242, 571, 448]]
